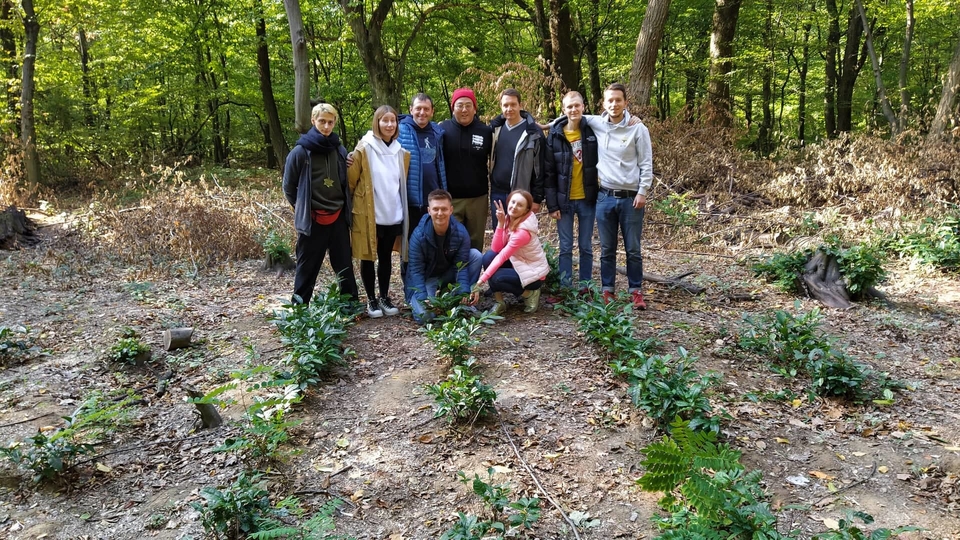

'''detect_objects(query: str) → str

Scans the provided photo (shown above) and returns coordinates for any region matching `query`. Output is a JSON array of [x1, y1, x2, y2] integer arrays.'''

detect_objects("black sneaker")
[[367, 299, 384, 318], [379, 297, 399, 316]]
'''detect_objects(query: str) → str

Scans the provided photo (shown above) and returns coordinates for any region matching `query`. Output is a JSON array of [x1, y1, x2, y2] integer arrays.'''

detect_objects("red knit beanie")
[[451, 88, 478, 109]]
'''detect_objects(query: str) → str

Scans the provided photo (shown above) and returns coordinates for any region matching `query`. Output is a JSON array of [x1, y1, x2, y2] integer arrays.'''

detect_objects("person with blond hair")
[[348, 105, 411, 318], [282, 103, 358, 305], [470, 189, 549, 316]]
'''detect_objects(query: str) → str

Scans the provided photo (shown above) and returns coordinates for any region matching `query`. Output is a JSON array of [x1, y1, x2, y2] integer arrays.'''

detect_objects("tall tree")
[[705, 0, 743, 127], [928, 37, 960, 140], [256, 0, 288, 166], [897, 0, 914, 133], [284, 0, 311, 133], [856, 0, 897, 135], [548, 0, 580, 92], [1, 0, 18, 128], [825, 0, 866, 136], [628, 0, 671, 107], [20, 0, 39, 194]]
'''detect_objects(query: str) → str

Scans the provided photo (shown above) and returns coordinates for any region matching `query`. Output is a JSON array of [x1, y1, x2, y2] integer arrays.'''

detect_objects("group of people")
[[281, 82, 654, 323]]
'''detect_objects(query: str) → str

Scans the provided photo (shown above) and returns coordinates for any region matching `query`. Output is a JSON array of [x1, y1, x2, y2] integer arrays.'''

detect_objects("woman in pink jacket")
[[469, 190, 550, 315]]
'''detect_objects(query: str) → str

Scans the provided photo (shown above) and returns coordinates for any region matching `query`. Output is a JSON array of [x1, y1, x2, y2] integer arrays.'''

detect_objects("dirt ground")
[[1, 208, 959, 540]]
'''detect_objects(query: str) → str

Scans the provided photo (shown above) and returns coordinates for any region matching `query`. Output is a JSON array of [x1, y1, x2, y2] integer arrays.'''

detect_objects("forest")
[[1, 0, 960, 539]]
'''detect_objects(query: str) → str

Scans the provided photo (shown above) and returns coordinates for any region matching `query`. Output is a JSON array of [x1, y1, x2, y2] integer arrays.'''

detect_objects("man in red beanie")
[[440, 87, 492, 251]]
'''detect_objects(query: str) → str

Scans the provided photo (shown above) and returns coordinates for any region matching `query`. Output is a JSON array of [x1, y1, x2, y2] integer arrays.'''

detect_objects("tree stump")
[[182, 383, 223, 429], [801, 249, 853, 309], [163, 328, 194, 351], [0, 206, 39, 250]]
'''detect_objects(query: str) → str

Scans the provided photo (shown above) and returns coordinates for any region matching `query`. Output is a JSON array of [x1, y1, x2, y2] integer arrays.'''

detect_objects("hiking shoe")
[[602, 290, 615, 304], [631, 290, 647, 310], [379, 297, 399, 316], [367, 300, 384, 318], [491, 301, 508, 316], [523, 288, 541, 313]]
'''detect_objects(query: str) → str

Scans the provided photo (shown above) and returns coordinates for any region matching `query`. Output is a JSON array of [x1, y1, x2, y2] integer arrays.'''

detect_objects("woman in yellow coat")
[[348, 105, 411, 318]]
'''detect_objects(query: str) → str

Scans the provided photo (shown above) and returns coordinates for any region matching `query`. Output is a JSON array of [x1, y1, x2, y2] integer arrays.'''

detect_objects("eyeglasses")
[[453, 103, 474, 111]]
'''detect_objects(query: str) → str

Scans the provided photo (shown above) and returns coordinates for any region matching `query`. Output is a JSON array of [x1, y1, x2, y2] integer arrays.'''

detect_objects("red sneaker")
[[602, 291, 615, 304], [631, 290, 647, 310]]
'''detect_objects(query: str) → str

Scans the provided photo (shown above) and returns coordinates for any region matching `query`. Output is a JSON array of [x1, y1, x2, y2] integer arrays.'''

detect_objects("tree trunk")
[[1, 0, 18, 126], [898, 0, 914, 133], [836, 5, 865, 134], [705, 0, 743, 127], [584, 0, 602, 109], [683, 40, 709, 122], [20, 0, 40, 196], [548, 0, 580, 93], [928, 38, 960, 139], [856, 0, 897, 136], [283, 0, 312, 133], [755, 0, 774, 154], [824, 0, 840, 137], [797, 13, 811, 144], [256, 0, 289, 167], [78, 28, 94, 127], [628, 0, 671, 107], [339, 0, 402, 109]]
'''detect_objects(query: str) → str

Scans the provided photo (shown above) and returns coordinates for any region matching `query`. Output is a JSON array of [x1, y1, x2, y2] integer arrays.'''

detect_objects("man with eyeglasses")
[[440, 88, 493, 251]]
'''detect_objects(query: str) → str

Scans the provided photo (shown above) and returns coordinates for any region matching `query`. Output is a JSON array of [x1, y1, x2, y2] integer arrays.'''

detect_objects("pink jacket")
[[481, 212, 549, 287]]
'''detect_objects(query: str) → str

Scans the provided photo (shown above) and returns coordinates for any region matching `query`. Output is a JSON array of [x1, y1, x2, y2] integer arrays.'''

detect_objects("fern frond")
[[639, 436, 690, 492], [680, 474, 727, 521]]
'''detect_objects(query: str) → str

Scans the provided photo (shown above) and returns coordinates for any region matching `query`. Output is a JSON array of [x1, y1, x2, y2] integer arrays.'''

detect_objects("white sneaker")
[[367, 300, 383, 318], [379, 297, 400, 316]]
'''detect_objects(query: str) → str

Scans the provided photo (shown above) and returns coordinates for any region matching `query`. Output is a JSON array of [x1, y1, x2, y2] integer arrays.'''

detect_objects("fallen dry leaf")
[[878, 466, 889, 473], [775, 437, 790, 444]]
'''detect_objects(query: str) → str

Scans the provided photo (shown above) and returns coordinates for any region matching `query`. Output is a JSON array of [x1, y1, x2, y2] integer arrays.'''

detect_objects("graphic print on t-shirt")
[[419, 133, 437, 164], [571, 138, 583, 163], [471, 134, 484, 150]]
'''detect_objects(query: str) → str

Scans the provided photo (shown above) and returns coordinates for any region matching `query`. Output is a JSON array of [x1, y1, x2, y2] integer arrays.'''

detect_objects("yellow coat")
[[347, 139, 411, 262]]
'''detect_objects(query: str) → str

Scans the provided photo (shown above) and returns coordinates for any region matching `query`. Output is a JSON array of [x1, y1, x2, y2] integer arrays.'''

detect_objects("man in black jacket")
[[440, 87, 492, 251], [544, 91, 599, 291]]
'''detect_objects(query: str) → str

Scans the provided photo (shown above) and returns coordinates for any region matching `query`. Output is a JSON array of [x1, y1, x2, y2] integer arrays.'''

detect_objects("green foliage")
[[541, 241, 563, 292], [0, 391, 139, 483], [0, 431, 95, 484], [270, 284, 356, 389], [424, 360, 497, 423], [441, 468, 541, 539], [638, 419, 791, 540], [889, 213, 960, 272], [739, 304, 904, 401], [624, 349, 724, 434], [652, 192, 699, 228], [192, 471, 275, 539], [824, 241, 887, 297], [752, 251, 809, 293], [109, 334, 150, 364], [215, 399, 303, 465], [422, 293, 497, 364], [260, 229, 293, 265], [249, 498, 352, 540], [812, 510, 922, 540], [0, 325, 40, 364]]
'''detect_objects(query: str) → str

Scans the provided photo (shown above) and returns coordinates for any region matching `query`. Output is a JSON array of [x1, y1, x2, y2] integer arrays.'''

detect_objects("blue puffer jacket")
[[406, 213, 472, 302], [397, 115, 447, 209], [544, 116, 599, 213]]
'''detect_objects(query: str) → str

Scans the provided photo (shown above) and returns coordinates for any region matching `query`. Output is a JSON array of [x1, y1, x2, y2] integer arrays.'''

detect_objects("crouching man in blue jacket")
[[405, 189, 482, 323]]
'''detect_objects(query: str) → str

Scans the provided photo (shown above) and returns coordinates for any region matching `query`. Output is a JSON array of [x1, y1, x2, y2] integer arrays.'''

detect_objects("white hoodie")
[[584, 111, 654, 196]]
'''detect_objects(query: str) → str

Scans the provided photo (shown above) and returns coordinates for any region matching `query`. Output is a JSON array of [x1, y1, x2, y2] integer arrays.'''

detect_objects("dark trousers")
[[293, 212, 358, 304], [360, 223, 401, 300], [481, 249, 543, 297]]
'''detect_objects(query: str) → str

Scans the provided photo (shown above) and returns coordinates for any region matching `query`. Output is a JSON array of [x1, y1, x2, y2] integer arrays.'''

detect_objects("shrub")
[[192, 471, 275, 539], [270, 284, 356, 389], [424, 360, 497, 423], [440, 468, 540, 539], [422, 295, 497, 364], [889, 213, 960, 272], [110, 335, 150, 364], [622, 349, 723, 434], [752, 251, 809, 293], [0, 325, 40, 365], [825, 240, 887, 297], [812, 510, 921, 540], [652, 192, 699, 228]]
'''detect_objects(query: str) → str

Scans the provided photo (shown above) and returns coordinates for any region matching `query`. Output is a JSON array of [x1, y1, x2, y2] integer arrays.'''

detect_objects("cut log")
[[801, 249, 853, 309], [163, 328, 194, 351], [0, 206, 39, 250], [182, 383, 223, 428]]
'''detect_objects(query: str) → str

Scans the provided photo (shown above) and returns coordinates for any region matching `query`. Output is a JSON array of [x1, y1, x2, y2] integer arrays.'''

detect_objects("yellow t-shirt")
[[564, 128, 585, 200]]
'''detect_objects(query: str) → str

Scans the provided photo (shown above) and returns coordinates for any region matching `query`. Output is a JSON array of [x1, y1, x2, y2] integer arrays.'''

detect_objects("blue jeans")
[[409, 248, 482, 323], [489, 192, 509, 229], [557, 199, 596, 288], [595, 191, 644, 292]]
